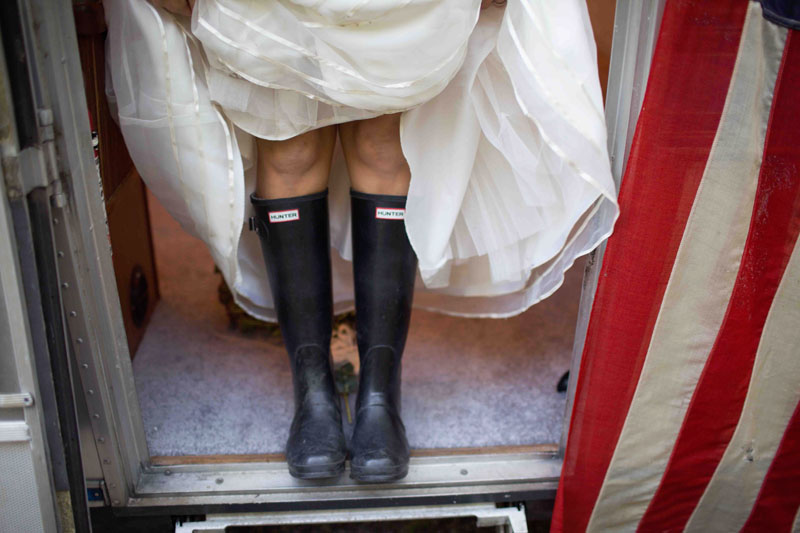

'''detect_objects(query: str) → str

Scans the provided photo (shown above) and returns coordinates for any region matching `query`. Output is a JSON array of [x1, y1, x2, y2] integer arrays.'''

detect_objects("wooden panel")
[[75, 1, 132, 197], [75, 1, 159, 358], [105, 169, 160, 357], [587, 0, 616, 99]]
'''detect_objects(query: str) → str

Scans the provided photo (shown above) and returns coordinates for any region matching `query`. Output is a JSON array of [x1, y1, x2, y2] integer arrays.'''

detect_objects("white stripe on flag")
[[793, 505, 800, 533], [685, 237, 800, 531], [587, 5, 786, 531]]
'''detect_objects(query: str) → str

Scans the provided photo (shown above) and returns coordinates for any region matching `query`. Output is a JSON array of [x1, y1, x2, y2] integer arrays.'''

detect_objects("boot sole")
[[288, 460, 345, 480], [349, 462, 408, 483]]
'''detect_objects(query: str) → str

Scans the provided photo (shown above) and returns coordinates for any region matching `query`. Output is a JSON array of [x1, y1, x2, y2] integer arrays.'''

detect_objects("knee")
[[351, 117, 408, 176], [259, 130, 326, 177]]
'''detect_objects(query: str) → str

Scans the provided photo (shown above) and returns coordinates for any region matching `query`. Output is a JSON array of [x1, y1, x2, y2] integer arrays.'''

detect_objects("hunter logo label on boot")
[[376, 207, 405, 220], [269, 209, 300, 223]]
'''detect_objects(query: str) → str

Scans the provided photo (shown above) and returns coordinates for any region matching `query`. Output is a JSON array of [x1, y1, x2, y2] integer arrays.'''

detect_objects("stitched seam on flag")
[[685, 231, 800, 533], [682, 25, 798, 533], [739, 37, 800, 528], [587, 4, 778, 530], [742, 402, 800, 532], [638, 19, 793, 532], [554, 0, 750, 527]]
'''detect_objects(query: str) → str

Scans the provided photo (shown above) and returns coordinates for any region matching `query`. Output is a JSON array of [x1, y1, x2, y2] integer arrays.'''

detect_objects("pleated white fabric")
[[104, 0, 617, 321], [193, 0, 479, 139]]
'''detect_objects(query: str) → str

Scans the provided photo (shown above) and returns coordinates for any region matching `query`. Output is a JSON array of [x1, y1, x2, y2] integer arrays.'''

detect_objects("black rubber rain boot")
[[349, 190, 417, 482], [249, 189, 346, 479]]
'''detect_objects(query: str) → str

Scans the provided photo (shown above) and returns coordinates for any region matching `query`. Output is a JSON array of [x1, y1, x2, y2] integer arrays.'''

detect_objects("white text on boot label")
[[269, 209, 300, 223]]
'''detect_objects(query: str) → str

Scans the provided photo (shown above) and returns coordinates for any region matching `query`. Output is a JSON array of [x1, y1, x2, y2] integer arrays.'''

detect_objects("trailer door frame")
[[16, 0, 664, 513], [0, 114, 60, 533]]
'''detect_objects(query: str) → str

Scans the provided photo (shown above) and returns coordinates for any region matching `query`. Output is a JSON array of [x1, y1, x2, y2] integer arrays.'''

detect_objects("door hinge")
[[1, 152, 23, 200], [0, 421, 32, 442], [0, 392, 35, 408]]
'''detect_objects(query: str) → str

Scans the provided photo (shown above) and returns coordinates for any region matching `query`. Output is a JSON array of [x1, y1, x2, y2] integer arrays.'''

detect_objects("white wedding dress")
[[104, 0, 618, 320]]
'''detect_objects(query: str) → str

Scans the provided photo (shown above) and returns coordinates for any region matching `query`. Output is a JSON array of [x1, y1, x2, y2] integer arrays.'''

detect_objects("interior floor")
[[133, 190, 579, 456]]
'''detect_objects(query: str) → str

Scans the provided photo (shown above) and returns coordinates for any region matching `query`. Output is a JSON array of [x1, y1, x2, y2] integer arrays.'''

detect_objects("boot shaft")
[[249, 190, 337, 406], [350, 190, 418, 411], [350, 190, 417, 355], [250, 190, 333, 355]]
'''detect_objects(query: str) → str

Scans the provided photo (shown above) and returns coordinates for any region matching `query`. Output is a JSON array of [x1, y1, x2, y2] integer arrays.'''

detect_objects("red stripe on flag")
[[551, 1, 749, 532], [740, 30, 800, 533], [637, 28, 800, 533], [742, 401, 800, 532]]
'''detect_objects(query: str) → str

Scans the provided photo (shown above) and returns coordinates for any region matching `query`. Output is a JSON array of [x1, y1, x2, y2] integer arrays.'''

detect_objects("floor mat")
[[134, 191, 578, 456]]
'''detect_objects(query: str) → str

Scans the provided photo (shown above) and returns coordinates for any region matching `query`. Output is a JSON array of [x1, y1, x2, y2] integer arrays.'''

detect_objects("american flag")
[[553, 1, 800, 531]]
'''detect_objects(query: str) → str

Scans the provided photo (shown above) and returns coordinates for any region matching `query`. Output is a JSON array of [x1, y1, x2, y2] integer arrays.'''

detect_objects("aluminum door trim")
[[132, 452, 561, 508], [560, 0, 666, 455], [0, 145, 60, 533], [21, 0, 151, 506]]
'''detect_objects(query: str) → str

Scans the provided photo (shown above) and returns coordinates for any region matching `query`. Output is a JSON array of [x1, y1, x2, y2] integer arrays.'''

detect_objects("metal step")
[[174, 502, 528, 533]]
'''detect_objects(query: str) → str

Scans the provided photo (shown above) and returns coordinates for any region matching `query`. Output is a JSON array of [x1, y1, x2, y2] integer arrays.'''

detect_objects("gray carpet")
[[134, 191, 578, 456]]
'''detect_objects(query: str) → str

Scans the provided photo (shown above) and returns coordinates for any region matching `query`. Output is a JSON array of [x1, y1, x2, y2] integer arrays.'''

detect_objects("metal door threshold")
[[130, 452, 560, 510]]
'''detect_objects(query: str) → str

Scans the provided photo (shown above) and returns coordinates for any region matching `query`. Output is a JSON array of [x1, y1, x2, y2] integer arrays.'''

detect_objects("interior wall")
[[74, 1, 159, 358], [587, 0, 617, 99]]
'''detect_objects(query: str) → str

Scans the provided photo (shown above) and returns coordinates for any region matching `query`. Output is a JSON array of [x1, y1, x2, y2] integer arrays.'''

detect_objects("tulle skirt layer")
[[104, 0, 618, 320], [193, 0, 481, 139]]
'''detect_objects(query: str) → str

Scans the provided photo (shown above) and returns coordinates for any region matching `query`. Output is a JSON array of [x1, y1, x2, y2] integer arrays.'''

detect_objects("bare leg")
[[255, 126, 337, 198], [338, 113, 411, 195]]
